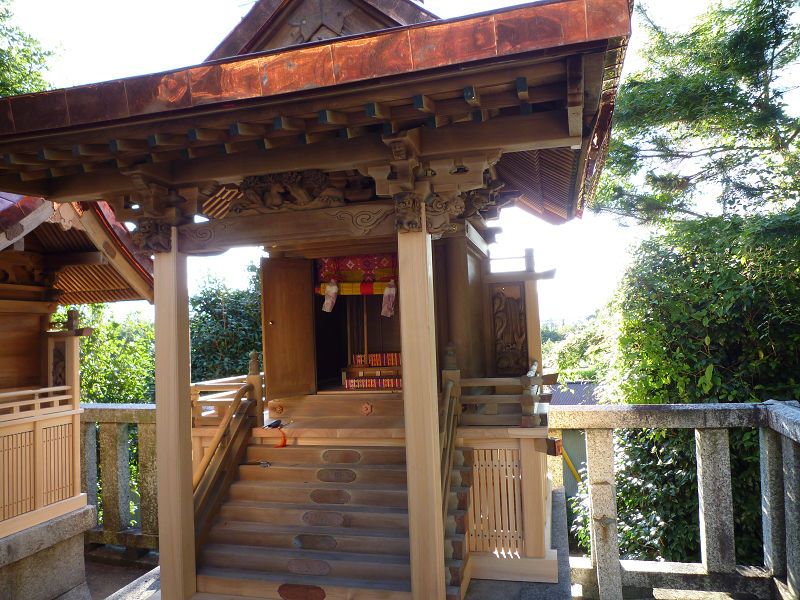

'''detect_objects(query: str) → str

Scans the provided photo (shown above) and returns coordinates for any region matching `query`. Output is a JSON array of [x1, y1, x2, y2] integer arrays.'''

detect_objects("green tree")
[[595, 0, 800, 222], [0, 0, 52, 97], [189, 264, 262, 382], [571, 209, 800, 564], [56, 304, 155, 403]]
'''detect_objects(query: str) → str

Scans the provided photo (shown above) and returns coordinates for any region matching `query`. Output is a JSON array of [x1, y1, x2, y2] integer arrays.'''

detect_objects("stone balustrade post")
[[585, 428, 622, 600], [138, 423, 158, 538], [81, 422, 98, 509], [98, 423, 131, 533], [760, 427, 786, 577], [783, 437, 800, 597], [695, 428, 736, 573]]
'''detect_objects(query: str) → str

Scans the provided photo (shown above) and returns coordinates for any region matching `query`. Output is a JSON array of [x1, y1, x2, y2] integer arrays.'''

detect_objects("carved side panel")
[[490, 283, 528, 375], [50, 339, 67, 387]]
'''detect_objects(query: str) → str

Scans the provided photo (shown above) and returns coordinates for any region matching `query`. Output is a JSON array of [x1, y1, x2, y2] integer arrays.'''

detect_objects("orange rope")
[[273, 428, 287, 448]]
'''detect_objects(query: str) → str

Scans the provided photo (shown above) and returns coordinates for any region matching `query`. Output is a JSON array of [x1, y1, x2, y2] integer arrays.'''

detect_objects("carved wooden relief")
[[51, 340, 66, 387], [491, 284, 529, 375], [232, 170, 345, 215], [131, 219, 172, 254]]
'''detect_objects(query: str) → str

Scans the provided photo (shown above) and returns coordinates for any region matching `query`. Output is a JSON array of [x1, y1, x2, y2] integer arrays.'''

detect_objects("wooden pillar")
[[154, 227, 196, 599], [520, 438, 547, 557], [397, 222, 447, 600], [524, 249, 543, 373]]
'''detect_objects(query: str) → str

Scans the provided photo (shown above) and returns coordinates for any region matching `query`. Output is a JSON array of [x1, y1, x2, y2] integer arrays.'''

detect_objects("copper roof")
[[0, 0, 630, 226]]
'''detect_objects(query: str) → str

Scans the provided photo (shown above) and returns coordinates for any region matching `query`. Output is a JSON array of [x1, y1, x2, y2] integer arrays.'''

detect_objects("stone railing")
[[549, 400, 800, 600], [80, 403, 158, 554]]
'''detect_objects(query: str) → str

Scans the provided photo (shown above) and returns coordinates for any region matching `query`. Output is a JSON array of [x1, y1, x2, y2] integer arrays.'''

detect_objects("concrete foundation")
[[0, 505, 96, 600]]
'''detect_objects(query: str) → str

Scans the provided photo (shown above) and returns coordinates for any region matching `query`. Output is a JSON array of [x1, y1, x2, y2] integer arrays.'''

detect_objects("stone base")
[[0, 505, 96, 600]]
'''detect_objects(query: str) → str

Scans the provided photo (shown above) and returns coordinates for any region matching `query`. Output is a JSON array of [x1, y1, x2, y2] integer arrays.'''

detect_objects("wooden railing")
[[0, 386, 85, 538], [80, 403, 158, 552], [190, 374, 249, 427], [456, 369, 558, 583], [549, 401, 800, 600], [440, 375, 459, 524], [192, 383, 255, 553]]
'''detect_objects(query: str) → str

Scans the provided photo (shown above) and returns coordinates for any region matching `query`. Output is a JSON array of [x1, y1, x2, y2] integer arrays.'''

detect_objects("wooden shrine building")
[[0, 194, 153, 599], [0, 1, 631, 598]]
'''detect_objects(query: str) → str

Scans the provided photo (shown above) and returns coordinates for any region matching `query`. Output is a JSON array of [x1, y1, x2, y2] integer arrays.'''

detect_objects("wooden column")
[[520, 438, 547, 558], [397, 221, 447, 600], [524, 249, 543, 373], [154, 227, 196, 599]]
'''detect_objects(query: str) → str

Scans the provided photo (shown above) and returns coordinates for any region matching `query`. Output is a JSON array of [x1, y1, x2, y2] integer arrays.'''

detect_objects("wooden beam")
[[36, 148, 74, 161], [154, 227, 196, 600], [0, 299, 57, 313], [178, 201, 396, 254], [110, 138, 149, 153], [464, 85, 481, 107], [187, 128, 228, 143], [413, 94, 436, 114], [4, 152, 42, 166], [566, 55, 584, 137], [317, 109, 349, 125], [524, 248, 544, 375], [484, 269, 555, 284], [418, 110, 578, 155], [147, 133, 185, 148], [516, 77, 530, 101], [44, 251, 105, 270], [71, 144, 108, 157], [228, 122, 268, 137], [365, 102, 391, 119], [273, 115, 306, 131], [397, 215, 447, 600]]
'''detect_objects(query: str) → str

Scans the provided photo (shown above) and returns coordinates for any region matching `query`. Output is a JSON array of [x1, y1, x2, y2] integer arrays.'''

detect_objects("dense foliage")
[[0, 0, 51, 97], [567, 209, 800, 563], [189, 265, 262, 382], [60, 304, 155, 404], [595, 0, 800, 222]]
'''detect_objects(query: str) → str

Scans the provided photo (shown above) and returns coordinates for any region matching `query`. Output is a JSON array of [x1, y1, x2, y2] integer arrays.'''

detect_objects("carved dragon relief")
[[231, 170, 345, 215], [492, 286, 529, 375]]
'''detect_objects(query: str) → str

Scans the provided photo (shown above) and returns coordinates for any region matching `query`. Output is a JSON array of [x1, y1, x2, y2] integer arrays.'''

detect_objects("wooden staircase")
[[195, 432, 473, 598]]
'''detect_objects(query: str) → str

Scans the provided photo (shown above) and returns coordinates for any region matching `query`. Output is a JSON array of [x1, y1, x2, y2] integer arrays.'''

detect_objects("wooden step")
[[200, 543, 411, 581], [461, 377, 522, 388], [197, 567, 412, 599], [219, 500, 409, 530], [459, 414, 522, 426], [228, 480, 409, 507], [245, 445, 406, 466], [237, 463, 408, 487], [208, 521, 410, 556], [461, 394, 522, 403], [268, 394, 403, 419]]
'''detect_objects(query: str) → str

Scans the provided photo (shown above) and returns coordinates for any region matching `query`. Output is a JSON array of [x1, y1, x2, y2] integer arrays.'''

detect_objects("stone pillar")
[[585, 428, 622, 600], [154, 227, 195, 599], [98, 423, 130, 533], [695, 428, 736, 573], [760, 427, 785, 577], [137, 423, 158, 538], [397, 222, 447, 600], [81, 422, 98, 510], [783, 437, 800, 597]]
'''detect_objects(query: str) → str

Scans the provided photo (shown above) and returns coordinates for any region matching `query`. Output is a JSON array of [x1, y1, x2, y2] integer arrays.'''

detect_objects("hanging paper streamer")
[[381, 279, 397, 317], [322, 279, 339, 312]]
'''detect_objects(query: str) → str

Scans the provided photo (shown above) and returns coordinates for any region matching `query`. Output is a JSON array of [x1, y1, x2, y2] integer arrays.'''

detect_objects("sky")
[[9, 0, 708, 322]]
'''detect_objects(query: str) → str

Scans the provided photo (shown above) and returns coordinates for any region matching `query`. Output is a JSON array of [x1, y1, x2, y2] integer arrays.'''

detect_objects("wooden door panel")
[[261, 257, 316, 400]]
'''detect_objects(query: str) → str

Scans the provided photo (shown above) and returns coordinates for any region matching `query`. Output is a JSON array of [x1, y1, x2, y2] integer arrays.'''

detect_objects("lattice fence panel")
[[468, 448, 524, 556]]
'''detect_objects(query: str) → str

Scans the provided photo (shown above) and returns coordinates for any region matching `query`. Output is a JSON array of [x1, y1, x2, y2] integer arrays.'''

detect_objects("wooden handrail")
[[440, 378, 458, 523], [192, 382, 252, 491]]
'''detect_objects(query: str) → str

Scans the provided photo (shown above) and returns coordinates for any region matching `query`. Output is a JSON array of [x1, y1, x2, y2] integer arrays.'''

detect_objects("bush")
[[189, 264, 262, 382], [570, 209, 800, 564]]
